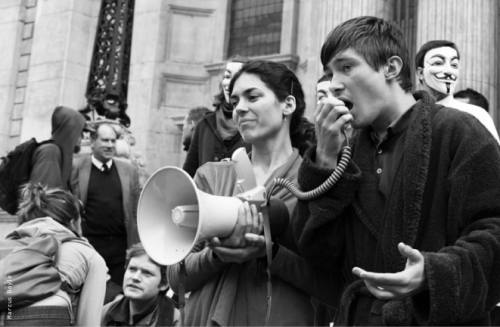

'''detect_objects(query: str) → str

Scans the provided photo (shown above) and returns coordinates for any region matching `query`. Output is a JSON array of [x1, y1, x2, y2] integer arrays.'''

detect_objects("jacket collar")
[[103, 295, 160, 326]]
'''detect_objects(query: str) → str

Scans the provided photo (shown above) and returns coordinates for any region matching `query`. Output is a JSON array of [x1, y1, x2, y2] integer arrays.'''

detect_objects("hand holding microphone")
[[314, 98, 353, 169]]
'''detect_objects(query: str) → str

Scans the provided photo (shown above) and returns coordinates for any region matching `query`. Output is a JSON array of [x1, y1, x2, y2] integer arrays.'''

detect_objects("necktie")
[[101, 164, 110, 174]]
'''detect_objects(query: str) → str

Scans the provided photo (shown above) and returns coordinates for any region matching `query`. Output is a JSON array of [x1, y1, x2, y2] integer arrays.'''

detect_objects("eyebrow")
[[331, 56, 356, 65], [231, 87, 259, 98], [128, 264, 155, 275], [429, 54, 459, 60]]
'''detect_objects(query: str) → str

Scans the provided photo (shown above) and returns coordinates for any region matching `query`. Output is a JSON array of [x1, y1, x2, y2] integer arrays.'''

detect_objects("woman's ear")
[[283, 95, 297, 117], [385, 56, 403, 81]]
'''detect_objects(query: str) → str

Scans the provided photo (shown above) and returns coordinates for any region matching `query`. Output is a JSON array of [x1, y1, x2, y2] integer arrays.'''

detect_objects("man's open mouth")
[[343, 100, 353, 110]]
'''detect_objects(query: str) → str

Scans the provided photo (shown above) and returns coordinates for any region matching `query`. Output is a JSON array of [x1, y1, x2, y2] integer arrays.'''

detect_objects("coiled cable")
[[269, 128, 351, 201]]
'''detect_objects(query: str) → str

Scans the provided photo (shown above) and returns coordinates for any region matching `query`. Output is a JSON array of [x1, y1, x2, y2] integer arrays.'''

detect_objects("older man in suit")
[[72, 123, 141, 292]]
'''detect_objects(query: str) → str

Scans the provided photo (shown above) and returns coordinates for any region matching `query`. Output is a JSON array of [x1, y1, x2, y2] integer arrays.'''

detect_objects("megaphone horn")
[[137, 167, 289, 266]]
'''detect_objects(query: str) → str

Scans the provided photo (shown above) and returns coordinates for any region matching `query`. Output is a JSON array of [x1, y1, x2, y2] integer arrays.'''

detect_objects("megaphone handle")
[[178, 260, 186, 327], [261, 204, 274, 326]]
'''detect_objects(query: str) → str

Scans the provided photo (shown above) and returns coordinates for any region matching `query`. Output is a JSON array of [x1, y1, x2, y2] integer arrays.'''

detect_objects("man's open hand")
[[352, 242, 428, 300]]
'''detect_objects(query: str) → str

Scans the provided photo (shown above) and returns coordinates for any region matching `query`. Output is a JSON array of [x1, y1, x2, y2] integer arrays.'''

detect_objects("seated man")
[[101, 243, 178, 326]]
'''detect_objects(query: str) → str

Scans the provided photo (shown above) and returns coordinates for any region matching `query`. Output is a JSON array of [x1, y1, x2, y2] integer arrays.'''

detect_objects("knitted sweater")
[[293, 91, 500, 325]]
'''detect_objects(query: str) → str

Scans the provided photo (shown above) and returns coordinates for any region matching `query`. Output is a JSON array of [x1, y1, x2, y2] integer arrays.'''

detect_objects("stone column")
[[296, 0, 395, 118], [416, 0, 498, 124], [20, 0, 100, 142], [0, 0, 27, 154], [129, 0, 227, 172]]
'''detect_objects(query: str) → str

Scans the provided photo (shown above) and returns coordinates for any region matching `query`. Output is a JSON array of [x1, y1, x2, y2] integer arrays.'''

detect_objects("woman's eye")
[[431, 61, 443, 66], [451, 63, 459, 69], [248, 95, 258, 101]]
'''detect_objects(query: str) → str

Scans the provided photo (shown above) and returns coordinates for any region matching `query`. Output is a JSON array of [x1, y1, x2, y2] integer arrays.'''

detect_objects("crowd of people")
[[1, 15, 500, 327]]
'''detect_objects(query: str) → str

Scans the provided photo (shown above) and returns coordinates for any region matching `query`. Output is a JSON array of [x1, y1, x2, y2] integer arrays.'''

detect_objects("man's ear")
[[384, 56, 403, 81], [159, 283, 168, 292], [283, 95, 297, 117], [415, 67, 425, 84], [189, 120, 195, 131]]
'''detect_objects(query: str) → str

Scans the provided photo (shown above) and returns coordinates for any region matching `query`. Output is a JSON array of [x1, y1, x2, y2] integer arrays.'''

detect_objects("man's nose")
[[131, 271, 141, 281], [329, 77, 344, 97]]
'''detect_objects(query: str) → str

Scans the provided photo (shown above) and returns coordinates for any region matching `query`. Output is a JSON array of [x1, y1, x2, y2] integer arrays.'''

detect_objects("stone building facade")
[[0, 0, 498, 214]]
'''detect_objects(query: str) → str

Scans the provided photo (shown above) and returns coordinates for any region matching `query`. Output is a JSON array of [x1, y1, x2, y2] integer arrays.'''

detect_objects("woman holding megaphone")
[[167, 61, 337, 326]]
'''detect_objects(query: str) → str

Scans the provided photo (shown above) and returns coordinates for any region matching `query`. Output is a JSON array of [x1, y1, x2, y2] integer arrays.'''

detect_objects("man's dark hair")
[[187, 106, 211, 124], [455, 88, 489, 112], [321, 16, 412, 93], [125, 243, 167, 293], [317, 75, 329, 84], [415, 40, 460, 70]]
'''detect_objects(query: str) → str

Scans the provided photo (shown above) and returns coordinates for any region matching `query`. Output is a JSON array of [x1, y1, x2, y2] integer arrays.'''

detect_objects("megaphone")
[[137, 166, 289, 266]]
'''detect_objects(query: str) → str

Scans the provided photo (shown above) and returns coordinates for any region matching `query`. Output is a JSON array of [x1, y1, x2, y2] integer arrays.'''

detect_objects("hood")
[[6, 217, 73, 239], [50, 106, 86, 188]]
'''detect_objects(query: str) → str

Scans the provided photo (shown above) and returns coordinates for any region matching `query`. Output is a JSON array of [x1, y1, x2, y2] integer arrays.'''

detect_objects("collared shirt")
[[369, 106, 414, 199], [91, 155, 113, 172]]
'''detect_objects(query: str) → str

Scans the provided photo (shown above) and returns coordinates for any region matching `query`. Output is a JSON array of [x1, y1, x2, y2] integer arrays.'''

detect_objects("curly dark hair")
[[228, 60, 316, 155]]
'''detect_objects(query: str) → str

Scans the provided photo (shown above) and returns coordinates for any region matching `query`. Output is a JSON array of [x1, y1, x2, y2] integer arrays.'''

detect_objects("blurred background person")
[[71, 123, 141, 303], [316, 75, 353, 141], [31, 106, 88, 190], [182, 55, 252, 177], [3, 183, 106, 326], [101, 243, 178, 326], [455, 88, 490, 112], [182, 106, 211, 152]]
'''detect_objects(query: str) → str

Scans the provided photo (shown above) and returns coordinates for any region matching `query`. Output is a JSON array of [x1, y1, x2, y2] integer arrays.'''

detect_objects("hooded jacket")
[[30, 106, 85, 190], [293, 91, 500, 325], [7, 217, 106, 326]]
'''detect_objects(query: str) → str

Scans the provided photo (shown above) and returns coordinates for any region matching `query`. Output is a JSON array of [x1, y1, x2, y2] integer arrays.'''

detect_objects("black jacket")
[[182, 111, 250, 178], [293, 91, 500, 325]]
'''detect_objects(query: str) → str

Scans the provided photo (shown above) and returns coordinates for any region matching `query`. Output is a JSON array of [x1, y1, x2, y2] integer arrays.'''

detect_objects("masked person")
[[415, 40, 499, 142], [293, 16, 500, 326]]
